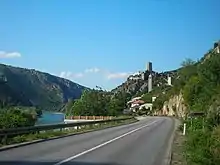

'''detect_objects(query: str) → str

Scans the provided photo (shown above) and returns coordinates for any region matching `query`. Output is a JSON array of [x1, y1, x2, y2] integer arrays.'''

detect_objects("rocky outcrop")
[[161, 92, 187, 118]]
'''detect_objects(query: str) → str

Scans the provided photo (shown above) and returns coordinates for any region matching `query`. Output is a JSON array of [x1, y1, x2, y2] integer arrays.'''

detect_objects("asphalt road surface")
[[0, 117, 175, 165]]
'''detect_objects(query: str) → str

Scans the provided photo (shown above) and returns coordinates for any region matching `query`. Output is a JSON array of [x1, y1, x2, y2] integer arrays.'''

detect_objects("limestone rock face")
[[161, 93, 187, 118]]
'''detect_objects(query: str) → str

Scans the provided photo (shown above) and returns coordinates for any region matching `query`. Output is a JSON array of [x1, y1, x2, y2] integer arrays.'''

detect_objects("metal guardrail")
[[66, 116, 113, 120], [0, 117, 133, 137]]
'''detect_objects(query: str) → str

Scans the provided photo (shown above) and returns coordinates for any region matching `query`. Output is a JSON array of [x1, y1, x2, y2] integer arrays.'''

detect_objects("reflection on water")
[[35, 111, 65, 125]]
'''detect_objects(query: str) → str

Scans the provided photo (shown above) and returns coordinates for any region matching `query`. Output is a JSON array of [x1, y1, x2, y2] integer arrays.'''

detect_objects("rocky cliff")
[[160, 92, 187, 118]]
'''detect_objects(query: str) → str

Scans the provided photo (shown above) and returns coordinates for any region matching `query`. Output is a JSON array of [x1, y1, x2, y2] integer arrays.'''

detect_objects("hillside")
[[152, 41, 220, 117], [0, 64, 87, 111], [112, 41, 220, 118], [112, 68, 178, 97]]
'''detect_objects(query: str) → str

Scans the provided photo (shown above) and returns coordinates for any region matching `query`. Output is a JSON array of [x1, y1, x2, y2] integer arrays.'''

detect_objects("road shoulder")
[[161, 117, 179, 165], [170, 119, 187, 165]]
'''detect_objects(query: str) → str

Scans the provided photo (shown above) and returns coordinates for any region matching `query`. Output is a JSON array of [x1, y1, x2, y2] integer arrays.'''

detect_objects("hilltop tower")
[[146, 62, 152, 72]]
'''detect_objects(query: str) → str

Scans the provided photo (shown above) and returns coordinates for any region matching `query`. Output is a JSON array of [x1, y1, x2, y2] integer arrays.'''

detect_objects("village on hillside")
[[123, 61, 173, 115]]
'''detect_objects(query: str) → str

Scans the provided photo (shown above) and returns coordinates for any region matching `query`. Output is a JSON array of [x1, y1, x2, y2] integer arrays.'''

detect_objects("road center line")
[[54, 120, 159, 165]]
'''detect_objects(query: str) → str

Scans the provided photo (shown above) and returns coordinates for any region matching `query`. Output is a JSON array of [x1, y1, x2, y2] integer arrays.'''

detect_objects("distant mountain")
[[0, 63, 88, 111]]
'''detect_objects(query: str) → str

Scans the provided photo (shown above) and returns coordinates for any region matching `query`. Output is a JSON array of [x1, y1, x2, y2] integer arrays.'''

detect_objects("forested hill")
[[0, 63, 87, 111]]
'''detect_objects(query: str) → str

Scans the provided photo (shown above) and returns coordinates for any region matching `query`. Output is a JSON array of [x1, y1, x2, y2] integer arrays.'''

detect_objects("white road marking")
[[54, 120, 159, 165]]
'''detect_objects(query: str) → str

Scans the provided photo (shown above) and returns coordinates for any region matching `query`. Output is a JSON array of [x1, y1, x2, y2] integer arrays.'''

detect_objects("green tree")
[[107, 98, 123, 116], [183, 75, 202, 108], [181, 58, 196, 67], [0, 108, 36, 129], [71, 90, 129, 116], [72, 89, 111, 116], [142, 93, 152, 103], [198, 52, 220, 85]]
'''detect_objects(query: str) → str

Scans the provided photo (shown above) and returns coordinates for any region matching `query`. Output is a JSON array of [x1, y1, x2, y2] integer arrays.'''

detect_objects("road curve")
[[0, 117, 175, 165]]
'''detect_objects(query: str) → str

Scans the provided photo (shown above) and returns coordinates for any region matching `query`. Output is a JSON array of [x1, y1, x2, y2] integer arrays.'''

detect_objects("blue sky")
[[0, 0, 220, 90]]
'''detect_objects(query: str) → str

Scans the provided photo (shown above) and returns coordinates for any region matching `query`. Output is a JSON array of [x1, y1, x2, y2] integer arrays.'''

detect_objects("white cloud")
[[59, 71, 84, 79], [106, 72, 130, 80], [84, 67, 100, 73], [59, 67, 132, 81], [0, 51, 21, 58], [74, 73, 84, 78]]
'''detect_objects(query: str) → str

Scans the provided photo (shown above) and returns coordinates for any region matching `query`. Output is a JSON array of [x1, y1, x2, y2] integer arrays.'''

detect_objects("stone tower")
[[148, 74, 152, 92], [168, 76, 172, 86], [146, 62, 152, 72]]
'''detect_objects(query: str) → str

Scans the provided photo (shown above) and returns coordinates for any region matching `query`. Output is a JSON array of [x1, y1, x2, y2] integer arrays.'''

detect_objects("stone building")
[[168, 76, 172, 86], [214, 41, 220, 54]]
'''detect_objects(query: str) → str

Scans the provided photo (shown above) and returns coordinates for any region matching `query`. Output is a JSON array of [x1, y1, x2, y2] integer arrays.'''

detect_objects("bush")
[[185, 129, 212, 165], [0, 108, 36, 129], [210, 126, 220, 164], [185, 119, 220, 165]]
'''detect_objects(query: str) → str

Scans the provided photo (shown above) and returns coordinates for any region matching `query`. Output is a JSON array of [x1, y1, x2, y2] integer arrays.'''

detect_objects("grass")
[[184, 127, 220, 165], [0, 118, 137, 147], [171, 126, 187, 165]]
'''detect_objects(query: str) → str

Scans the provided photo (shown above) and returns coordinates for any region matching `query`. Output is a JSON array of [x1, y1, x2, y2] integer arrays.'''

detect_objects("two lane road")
[[0, 117, 175, 165]]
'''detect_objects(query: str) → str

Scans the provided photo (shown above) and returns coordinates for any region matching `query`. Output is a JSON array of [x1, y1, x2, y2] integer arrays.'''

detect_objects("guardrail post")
[[183, 123, 186, 135]]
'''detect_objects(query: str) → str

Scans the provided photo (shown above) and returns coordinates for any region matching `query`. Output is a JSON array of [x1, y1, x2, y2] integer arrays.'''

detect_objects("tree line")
[[0, 107, 39, 129], [65, 89, 132, 116]]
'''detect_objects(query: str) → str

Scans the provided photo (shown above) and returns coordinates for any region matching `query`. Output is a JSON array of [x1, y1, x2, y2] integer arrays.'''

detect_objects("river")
[[35, 111, 65, 125]]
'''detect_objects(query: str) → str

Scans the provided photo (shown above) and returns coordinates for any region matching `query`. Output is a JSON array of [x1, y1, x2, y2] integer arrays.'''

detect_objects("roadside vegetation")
[[0, 107, 40, 129], [180, 51, 220, 165], [168, 50, 220, 164]]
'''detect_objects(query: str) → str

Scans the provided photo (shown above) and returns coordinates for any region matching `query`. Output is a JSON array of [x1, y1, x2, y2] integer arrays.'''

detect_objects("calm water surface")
[[36, 111, 65, 125]]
